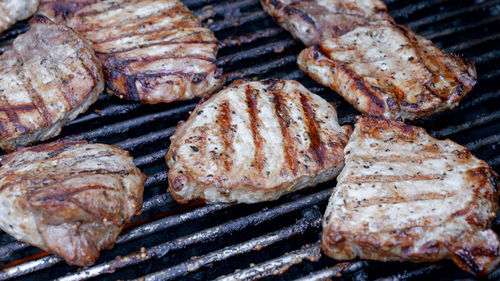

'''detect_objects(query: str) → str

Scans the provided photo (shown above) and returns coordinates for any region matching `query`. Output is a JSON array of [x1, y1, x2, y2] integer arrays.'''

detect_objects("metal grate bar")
[[225, 55, 297, 82], [217, 39, 298, 67], [293, 261, 369, 281], [465, 132, 500, 152], [144, 171, 168, 189], [114, 127, 176, 151], [406, 0, 500, 29], [431, 110, 500, 139], [219, 27, 284, 48], [140, 208, 321, 281], [207, 11, 268, 32], [374, 264, 443, 281], [472, 50, 500, 64], [54, 189, 331, 281], [214, 242, 322, 281], [483, 69, 500, 81], [196, 0, 259, 19], [68, 103, 143, 126], [390, 0, 452, 19], [67, 104, 195, 141], [134, 149, 169, 168], [446, 31, 500, 53], [421, 14, 500, 40]]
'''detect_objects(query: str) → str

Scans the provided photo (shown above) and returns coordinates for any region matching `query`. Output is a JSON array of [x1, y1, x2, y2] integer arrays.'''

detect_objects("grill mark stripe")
[[344, 173, 445, 184], [347, 191, 455, 209], [19, 75, 52, 126], [272, 90, 298, 176], [299, 92, 325, 169], [97, 40, 219, 55], [245, 85, 265, 173], [110, 54, 216, 70], [217, 100, 234, 172]]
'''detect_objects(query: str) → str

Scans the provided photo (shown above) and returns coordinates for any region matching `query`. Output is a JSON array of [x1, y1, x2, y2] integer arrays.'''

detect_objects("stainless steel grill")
[[0, 0, 499, 280]]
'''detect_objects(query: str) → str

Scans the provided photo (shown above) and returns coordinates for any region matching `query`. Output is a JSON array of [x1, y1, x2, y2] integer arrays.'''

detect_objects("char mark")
[[282, 7, 316, 27], [299, 93, 325, 169], [273, 91, 297, 175], [245, 85, 265, 172], [217, 100, 234, 172], [97, 40, 218, 55]]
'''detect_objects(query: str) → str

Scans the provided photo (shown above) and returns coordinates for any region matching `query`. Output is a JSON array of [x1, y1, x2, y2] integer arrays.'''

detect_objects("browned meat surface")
[[261, 0, 477, 120], [0, 0, 39, 33], [260, 0, 391, 46], [298, 22, 477, 120], [323, 116, 500, 276], [39, 0, 225, 104], [0, 14, 104, 152], [166, 79, 350, 203], [0, 140, 145, 266]]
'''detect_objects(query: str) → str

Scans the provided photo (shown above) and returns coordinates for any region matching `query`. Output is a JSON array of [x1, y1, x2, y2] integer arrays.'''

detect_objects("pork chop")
[[260, 0, 391, 46], [0, 0, 39, 33], [0, 140, 145, 266], [39, 0, 225, 104], [166, 79, 350, 203], [323, 116, 500, 276], [0, 14, 104, 152], [298, 22, 477, 120]]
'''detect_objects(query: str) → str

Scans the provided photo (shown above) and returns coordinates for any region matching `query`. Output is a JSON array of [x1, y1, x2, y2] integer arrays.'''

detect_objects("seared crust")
[[260, 0, 390, 46], [166, 79, 350, 203], [0, 0, 39, 33], [39, 0, 225, 104], [0, 14, 104, 152], [298, 22, 477, 120], [0, 140, 145, 266], [323, 116, 500, 276]]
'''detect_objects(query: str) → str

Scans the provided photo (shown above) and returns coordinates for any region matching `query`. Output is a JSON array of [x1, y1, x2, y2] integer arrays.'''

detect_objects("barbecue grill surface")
[[0, 0, 499, 280]]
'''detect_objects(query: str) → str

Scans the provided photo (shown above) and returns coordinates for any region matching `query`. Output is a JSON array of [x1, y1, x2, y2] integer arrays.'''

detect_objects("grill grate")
[[0, 0, 499, 280]]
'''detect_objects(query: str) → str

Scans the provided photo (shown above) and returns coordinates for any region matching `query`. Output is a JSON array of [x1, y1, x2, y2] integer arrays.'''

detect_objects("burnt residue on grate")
[[0, 0, 498, 280]]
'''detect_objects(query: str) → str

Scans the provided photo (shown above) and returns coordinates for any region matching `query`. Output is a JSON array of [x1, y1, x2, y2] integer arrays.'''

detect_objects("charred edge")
[[125, 75, 141, 101], [282, 7, 316, 27], [245, 85, 265, 172], [29, 14, 52, 25], [273, 91, 298, 176], [299, 93, 325, 169], [40, 1, 96, 20], [97, 39, 219, 55], [218, 100, 234, 172]]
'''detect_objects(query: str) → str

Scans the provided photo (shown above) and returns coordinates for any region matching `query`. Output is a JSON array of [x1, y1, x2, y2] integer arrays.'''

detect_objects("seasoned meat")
[[323, 116, 500, 276], [0, 140, 144, 266], [39, 0, 225, 104], [260, 0, 390, 46], [166, 79, 350, 204], [298, 22, 477, 120], [261, 0, 477, 120], [0, 15, 104, 152], [0, 0, 39, 33]]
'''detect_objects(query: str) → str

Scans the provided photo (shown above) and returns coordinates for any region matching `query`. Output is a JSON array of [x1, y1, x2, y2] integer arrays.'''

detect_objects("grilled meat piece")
[[262, 0, 477, 120], [323, 116, 500, 276], [0, 140, 145, 266], [298, 22, 476, 120], [0, 15, 104, 152], [0, 0, 39, 33], [167, 79, 350, 203], [39, 0, 224, 104], [260, 0, 391, 46]]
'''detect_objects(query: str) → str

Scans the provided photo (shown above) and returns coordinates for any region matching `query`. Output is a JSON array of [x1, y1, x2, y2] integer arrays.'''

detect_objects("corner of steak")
[[166, 79, 350, 203], [38, 0, 225, 104], [323, 116, 500, 276], [0, 14, 104, 152], [0, 140, 145, 266]]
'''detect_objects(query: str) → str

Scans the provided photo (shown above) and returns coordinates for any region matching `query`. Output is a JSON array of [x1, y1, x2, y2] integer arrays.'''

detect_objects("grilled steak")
[[323, 116, 500, 276], [0, 15, 104, 152], [166, 79, 350, 203], [39, 0, 225, 104], [0, 0, 39, 33], [0, 140, 145, 266], [298, 22, 477, 120], [260, 0, 391, 46], [261, 0, 477, 120]]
